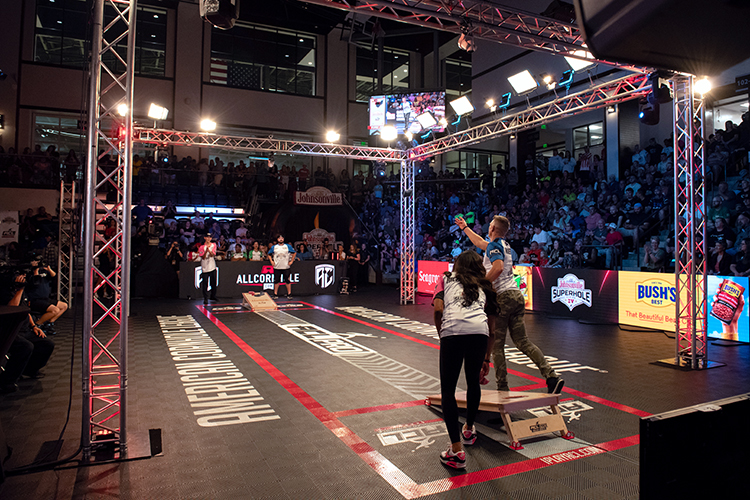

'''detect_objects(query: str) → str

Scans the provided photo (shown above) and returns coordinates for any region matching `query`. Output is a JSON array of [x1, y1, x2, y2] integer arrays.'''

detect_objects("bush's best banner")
[[618, 272, 678, 331], [532, 268, 618, 322]]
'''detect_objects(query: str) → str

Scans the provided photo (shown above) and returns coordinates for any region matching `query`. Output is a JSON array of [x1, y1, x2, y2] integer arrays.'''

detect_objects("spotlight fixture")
[[694, 77, 712, 96], [457, 32, 476, 52], [415, 111, 437, 130], [564, 50, 595, 71], [405, 131, 413, 141], [439, 117, 448, 127], [449, 95, 474, 116], [116, 103, 129, 116], [607, 105, 616, 114], [325, 130, 340, 142], [542, 74, 556, 90], [559, 69, 575, 88], [486, 99, 495, 110], [381, 125, 397, 142], [507, 70, 538, 95], [148, 103, 169, 120], [509, 134, 516, 140], [200, 118, 217, 131]]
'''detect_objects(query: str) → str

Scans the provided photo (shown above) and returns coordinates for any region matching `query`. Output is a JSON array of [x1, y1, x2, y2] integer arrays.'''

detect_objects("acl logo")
[[315, 264, 335, 289], [194, 267, 219, 290]]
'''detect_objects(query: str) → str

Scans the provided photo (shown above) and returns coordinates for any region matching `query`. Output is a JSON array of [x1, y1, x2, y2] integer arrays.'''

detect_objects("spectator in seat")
[[708, 240, 731, 275], [131, 199, 153, 225], [604, 223, 624, 269], [707, 217, 735, 253], [730, 238, 750, 277], [642, 236, 667, 272], [619, 203, 649, 251], [707, 196, 731, 222]]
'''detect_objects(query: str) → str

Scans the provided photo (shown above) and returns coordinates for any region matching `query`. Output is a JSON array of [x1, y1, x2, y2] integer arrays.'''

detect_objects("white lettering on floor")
[[157, 315, 280, 428]]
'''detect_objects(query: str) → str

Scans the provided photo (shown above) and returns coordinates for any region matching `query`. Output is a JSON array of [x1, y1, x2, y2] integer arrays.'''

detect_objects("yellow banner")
[[618, 272, 678, 331]]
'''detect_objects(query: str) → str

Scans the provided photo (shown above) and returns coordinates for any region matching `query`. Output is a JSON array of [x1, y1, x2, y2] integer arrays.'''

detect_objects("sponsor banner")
[[416, 260, 452, 295], [294, 186, 342, 206], [532, 268, 618, 323], [707, 275, 750, 343], [513, 265, 533, 310], [0, 211, 19, 245], [618, 271, 678, 331], [179, 260, 346, 298]]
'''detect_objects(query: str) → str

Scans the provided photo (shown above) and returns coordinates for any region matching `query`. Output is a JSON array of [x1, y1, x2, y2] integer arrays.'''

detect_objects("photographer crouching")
[[0, 273, 55, 393], [26, 255, 68, 335]]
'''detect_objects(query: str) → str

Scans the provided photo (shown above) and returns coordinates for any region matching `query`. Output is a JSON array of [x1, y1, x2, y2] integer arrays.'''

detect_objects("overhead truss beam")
[[299, 0, 647, 73], [409, 73, 650, 160], [133, 128, 407, 162]]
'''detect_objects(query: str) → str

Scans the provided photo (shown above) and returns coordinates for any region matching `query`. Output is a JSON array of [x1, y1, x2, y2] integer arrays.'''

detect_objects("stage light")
[[148, 103, 169, 120], [497, 92, 512, 110], [559, 69, 575, 88], [457, 33, 476, 52], [405, 131, 413, 141], [326, 130, 340, 142], [694, 77, 712, 96], [449, 95, 474, 116], [415, 111, 437, 129], [509, 134, 516, 140], [564, 50, 595, 71], [381, 125, 397, 141], [607, 105, 616, 113], [542, 74, 556, 90], [199, 0, 240, 30], [200, 118, 217, 131], [486, 99, 495, 108], [116, 103, 128, 116], [439, 117, 448, 127], [507, 70, 538, 95]]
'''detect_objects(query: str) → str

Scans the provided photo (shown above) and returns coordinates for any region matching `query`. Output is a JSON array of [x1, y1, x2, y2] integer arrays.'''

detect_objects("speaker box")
[[640, 393, 750, 500], [573, 0, 750, 76]]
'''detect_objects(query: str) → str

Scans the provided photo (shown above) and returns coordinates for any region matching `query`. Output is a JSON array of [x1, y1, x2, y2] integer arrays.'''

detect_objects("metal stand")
[[657, 74, 723, 371], [82, 0, 136, 461], [400, 160, 415, 304], [57, 181, 76, 305]]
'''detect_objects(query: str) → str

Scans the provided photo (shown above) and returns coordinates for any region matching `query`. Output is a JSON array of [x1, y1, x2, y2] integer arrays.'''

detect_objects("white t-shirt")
[[269, 243, 295, 269], [198, 242, 217, 272], [531, 230, 551, 247], [433, 273, 489, 338], [483, 238, 517, 293]]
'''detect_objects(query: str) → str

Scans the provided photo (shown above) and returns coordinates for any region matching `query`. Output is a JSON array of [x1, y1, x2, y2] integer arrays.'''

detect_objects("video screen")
[[368, 91, 446, 136]]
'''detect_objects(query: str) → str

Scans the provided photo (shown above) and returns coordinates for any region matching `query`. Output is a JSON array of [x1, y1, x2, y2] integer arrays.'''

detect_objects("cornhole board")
[[242, 292, 278, 312], [426, 390, 574, 450]]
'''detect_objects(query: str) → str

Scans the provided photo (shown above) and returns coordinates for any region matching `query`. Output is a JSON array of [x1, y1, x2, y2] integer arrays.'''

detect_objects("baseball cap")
[[634, 203, 643, 208], [608, 223, 617, 229]]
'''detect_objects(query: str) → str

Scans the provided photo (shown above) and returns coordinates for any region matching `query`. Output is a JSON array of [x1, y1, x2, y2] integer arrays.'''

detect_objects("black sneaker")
[[271, 294, 278, 300], [204, 300, 209, 305], [44, 322, 57, 335], [461, 425, 477, 446], [439, 447, 466, 469], [286, 294, 293, 299], [547, 377, 565, 394], [0, 383, 18, 394], [210, 297, 218, 302]]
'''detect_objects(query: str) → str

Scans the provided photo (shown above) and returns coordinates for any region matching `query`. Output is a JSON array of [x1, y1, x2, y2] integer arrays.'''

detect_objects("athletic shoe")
[[497, 384, 510, 392], [461, 425, 477, 446], [210, 297, 218, 302], [203, 300, 209, 305], [271, 295, 278, 300], [439, 447, 466, 469], [43, 322, 57, 335], [0, 383, 18, 394], [286, 294, 293, 299], [547, 376, 565, 394]]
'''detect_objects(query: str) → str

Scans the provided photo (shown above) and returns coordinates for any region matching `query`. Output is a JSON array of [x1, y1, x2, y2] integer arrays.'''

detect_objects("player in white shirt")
[[268, 234, 296, 299]]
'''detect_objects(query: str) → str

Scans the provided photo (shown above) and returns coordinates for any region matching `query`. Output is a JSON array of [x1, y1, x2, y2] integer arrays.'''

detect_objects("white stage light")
[[415, 111, 437, 129], [449, 95, 474, 116], [326, 130, 340, 142], [694, 77, 712, 95], [381, 125, 397, 141], [116, 103, 128, 116], [508, 70, 538, 95], [200, 119, 217, 131], [564, 50, 595, 71], [148, 103, 169, 120]]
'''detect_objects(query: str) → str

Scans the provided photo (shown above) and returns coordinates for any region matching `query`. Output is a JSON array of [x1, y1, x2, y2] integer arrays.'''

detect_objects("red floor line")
[[196, 306, 424, 499], [198, 305, 645, 498], [416, 435, 640, 497], [332, 400, 427, 418], [301, 302, 653, 418]]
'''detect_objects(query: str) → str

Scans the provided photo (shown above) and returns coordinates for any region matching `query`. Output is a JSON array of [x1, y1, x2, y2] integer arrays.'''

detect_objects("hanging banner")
[[294, 186, 342, 206], [0, 211, 20, 245]]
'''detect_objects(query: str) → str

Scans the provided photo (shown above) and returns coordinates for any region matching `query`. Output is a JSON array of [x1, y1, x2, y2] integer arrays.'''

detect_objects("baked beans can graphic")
[[710, 279, 745, 324]]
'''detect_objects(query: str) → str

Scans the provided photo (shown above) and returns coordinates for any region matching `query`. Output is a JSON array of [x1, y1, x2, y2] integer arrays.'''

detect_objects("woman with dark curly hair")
[[432, 250, 499, 469]]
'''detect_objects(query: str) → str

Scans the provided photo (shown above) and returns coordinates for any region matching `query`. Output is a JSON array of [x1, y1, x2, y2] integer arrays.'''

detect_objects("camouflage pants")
[[493, 289, 557, 390]]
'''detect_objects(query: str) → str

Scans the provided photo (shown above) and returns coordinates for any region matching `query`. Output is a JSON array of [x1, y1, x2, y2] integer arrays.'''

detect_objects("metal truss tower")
[[400, 160, 416, 304], [662, 75, 718, 370], [57, 181, 76, 305], [82, 0, 135, 459]]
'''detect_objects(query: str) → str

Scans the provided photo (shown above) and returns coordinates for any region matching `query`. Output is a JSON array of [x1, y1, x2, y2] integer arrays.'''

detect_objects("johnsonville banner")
[[532, 268, 619, 323], [294, 186, 343, 206]]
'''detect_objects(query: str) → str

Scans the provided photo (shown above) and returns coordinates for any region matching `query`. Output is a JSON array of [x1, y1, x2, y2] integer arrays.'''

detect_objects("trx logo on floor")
[[157, 315, 280, 427]]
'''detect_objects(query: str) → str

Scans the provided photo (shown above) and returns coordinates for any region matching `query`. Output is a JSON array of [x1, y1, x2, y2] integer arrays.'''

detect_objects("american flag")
[[210, 58, 228, 84], [229, 64, 262, 90]]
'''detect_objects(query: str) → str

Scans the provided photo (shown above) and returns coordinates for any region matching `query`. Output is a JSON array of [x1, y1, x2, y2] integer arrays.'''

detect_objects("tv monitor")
[[368, 91, 446, 136]]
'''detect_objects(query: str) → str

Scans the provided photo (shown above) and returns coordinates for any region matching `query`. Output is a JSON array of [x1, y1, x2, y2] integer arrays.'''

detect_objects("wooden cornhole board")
[[242, 292, 278, 312], [426, 390, 574, 450]]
